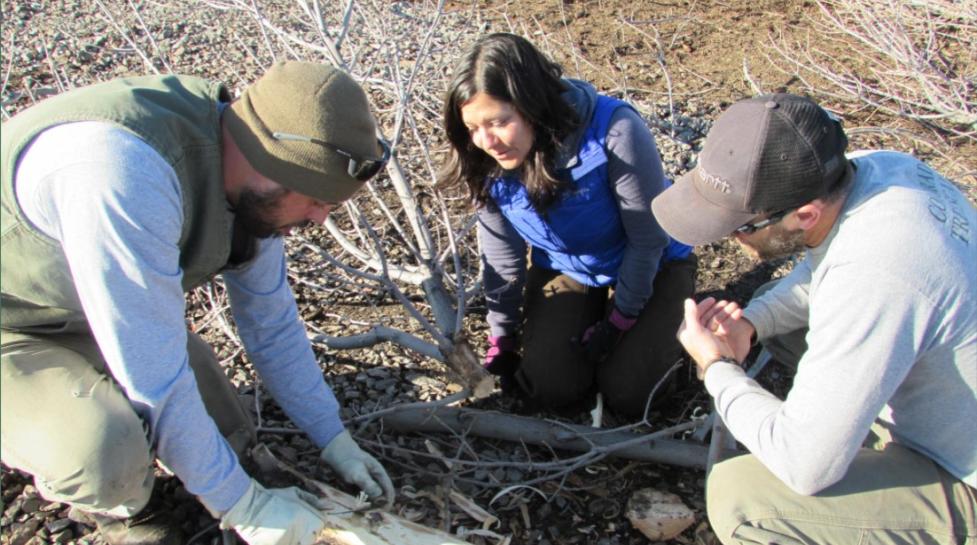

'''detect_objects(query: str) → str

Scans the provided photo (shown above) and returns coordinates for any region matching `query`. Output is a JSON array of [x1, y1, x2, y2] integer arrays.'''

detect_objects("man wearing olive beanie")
[[1, 61, 392, 545]]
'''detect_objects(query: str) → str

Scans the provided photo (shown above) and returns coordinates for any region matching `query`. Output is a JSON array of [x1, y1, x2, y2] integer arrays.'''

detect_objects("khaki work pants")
[[706, 280, 977, 544], [0, 329, 255, 517], [708, 438, 977, 544], [514, 255, 697, 417]]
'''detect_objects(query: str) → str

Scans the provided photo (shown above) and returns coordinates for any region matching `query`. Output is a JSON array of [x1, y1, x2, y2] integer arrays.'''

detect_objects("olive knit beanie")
[[224, 61, 381, 202]]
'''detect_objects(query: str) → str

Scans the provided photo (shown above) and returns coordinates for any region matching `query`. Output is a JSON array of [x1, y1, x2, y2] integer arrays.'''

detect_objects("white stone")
[[626, 488, 697, 541]]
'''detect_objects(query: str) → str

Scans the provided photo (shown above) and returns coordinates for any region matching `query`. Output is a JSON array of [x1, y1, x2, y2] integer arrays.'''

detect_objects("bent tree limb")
[[379, 406, 718, 469]]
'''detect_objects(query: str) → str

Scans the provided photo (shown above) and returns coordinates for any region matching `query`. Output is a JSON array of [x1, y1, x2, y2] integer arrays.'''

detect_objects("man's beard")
[[738, 223, 807, 261], [233, 186, 290, 239]]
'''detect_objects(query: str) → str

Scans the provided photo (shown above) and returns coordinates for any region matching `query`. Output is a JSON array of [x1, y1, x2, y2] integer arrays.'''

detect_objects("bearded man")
[[1, 62, 394, 545], [652, 93, 976, 545]]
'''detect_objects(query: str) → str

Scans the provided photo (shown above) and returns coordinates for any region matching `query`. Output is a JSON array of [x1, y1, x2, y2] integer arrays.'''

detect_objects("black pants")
[[514, 255, 697, 417]]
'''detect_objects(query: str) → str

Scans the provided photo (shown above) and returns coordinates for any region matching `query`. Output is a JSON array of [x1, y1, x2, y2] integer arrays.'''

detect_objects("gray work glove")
[[220, 479, 325, 545], [320, 430, 395, 506]]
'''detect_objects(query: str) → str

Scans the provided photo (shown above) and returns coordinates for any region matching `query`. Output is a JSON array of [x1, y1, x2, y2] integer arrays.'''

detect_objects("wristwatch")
[[698, 356, 739, 380]]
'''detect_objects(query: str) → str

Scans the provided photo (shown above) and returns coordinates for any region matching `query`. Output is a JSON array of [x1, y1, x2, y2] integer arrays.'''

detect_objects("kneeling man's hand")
[[678, 297, 754, 378], [221, 479, 325, 545], [320, 430, 395, 507]]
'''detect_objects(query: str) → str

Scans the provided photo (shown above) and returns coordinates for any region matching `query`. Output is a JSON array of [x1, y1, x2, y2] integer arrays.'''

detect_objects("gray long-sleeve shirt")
[[14, 121, 345, 514], [480, 81, 671, 336], [706, 150, 977, 494]]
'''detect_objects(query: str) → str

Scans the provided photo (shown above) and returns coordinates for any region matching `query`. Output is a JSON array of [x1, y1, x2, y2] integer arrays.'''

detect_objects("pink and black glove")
[[484, 335, 520, 380], [580, 307, 637, 363]]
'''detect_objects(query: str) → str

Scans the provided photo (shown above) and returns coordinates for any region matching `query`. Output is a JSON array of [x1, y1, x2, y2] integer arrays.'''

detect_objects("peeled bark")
[[312, 482, 467, 545], [250, 443, 466, 545]]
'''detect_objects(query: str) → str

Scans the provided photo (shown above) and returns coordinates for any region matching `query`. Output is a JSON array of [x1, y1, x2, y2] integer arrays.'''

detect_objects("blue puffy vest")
[[488, 95, 691, 287]]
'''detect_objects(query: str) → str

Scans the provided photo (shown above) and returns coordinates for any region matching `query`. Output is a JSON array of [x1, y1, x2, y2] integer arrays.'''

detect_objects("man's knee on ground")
[[42, 411, 154, 513], [706, 455, 774, 541]]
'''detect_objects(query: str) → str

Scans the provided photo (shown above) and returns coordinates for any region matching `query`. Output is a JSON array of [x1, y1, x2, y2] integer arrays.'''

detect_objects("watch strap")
[[699, 356, 739, 380]]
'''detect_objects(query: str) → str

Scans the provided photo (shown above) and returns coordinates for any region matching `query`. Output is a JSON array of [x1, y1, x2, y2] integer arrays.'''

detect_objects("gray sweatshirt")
[[706, 150, 977, 494]]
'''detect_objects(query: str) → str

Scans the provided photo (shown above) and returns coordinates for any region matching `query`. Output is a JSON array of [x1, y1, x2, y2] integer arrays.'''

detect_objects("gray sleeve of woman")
[[477, 204, 528, 337], [605, 107, 671, 317]]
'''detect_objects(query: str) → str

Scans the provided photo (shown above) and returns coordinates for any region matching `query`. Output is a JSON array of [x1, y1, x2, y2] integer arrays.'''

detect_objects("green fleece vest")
[[1, 75, 234, 332]]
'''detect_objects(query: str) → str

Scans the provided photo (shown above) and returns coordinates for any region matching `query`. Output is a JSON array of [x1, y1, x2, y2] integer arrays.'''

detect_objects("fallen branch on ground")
[[379, 406, 724, 469]]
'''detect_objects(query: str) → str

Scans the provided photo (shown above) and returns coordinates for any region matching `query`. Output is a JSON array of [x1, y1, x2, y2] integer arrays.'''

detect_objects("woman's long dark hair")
[[438, 33, 580, 211]]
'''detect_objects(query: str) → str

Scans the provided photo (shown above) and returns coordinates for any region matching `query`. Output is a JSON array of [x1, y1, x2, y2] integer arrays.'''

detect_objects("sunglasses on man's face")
[[735, 208, 794, 235], [272, 132, 391, 181]]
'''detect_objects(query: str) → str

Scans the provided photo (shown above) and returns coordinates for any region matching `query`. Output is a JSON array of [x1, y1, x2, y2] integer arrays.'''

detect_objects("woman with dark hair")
[[441, 33, 697, 417]]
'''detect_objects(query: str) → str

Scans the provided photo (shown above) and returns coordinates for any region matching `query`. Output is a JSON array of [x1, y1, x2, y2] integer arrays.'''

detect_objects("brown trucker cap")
[[652, 93, 848, 246]]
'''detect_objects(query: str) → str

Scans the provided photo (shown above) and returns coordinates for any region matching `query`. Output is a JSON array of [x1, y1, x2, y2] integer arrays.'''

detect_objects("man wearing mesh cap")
[[1, 61, 394, 544], [653, 94, 976, 544]]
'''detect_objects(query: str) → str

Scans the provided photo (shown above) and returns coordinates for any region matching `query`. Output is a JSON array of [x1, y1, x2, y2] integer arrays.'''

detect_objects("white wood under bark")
[[312, 483, 468, 545]]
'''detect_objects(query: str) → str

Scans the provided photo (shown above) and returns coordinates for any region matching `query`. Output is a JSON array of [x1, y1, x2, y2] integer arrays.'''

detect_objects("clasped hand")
[[677, 297, 754, 378]]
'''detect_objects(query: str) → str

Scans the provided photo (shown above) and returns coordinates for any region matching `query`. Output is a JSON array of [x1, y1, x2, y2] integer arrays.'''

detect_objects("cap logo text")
[[698, 166, 731, 194]]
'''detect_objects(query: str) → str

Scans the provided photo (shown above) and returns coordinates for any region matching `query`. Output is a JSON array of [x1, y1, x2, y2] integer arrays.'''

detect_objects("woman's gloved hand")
[[220, 479, 325, 545], [483, 335, 520, 377], [580, 307, 637, 363], [319, 430, 395, 507]]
